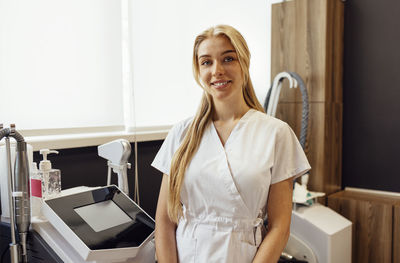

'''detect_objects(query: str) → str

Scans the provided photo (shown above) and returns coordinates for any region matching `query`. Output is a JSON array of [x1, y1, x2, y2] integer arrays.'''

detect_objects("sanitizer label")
[[31, 179, 42, 198]]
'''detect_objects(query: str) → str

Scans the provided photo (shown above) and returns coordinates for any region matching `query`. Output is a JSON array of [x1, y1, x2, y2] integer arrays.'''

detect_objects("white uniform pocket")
[[176, 235, 197, 263]]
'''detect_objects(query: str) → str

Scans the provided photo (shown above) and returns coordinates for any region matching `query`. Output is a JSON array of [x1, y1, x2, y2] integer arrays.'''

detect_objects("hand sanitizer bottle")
[[39, 149, 61, 199], [30, 162, 44, 218]]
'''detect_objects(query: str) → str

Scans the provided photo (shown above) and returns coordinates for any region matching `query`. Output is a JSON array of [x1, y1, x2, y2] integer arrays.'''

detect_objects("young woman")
[[152, 25, 310, 263]]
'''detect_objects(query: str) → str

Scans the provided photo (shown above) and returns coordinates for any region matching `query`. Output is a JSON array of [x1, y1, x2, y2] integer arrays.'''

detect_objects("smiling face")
[[197, 35, 244, 103]]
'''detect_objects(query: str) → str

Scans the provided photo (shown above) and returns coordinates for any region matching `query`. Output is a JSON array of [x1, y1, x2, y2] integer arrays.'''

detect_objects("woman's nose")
[[212, 61, 224, 76]]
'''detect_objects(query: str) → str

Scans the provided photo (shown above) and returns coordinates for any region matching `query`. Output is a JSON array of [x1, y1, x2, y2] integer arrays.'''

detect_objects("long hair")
[[167, 25, 265, 223]]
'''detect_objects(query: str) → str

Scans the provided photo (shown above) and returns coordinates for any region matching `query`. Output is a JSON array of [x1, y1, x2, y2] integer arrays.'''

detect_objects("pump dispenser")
[[30, 162, 44, 218], [39, 149, 61, 199]]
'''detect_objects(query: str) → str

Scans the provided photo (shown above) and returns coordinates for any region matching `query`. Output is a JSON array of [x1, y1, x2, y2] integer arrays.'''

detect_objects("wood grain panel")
[[271, 1, 296, 100], [329, 190, 400, 204], [328, 191, 394, 263], [331, 0, 345, 103], [323, 102, 343, 194], [271, 0, 344, 197], [305, 0, 328, 103], [271, 0, 333, 103], [394, 204, 400, 263]]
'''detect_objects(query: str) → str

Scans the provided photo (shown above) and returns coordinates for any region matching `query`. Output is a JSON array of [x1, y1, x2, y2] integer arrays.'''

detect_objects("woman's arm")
[[155, 174, 178, 263], [252, 177, 293, 263]]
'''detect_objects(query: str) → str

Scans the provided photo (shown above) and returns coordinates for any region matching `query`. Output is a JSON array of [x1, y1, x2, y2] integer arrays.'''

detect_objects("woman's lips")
[[211, 80, 231, 89]]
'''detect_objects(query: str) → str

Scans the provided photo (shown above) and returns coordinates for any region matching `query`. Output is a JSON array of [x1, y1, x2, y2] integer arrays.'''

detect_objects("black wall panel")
[[32, 140, 164, 218], [342, 0, 400, 191]]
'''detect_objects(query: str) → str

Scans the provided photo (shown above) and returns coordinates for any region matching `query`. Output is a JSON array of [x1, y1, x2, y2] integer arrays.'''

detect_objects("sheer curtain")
[[126, 0, 270, 128], [0, 0, 125, 132], [0, 0, 271, 135]]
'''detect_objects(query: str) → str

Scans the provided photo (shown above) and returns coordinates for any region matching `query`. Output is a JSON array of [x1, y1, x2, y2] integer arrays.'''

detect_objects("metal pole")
[[5, 137, 20, 263]]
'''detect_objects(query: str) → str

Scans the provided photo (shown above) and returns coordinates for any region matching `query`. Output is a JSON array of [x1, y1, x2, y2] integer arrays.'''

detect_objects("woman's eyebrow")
[[199, 50, 237, 59], [221, 50, 236, 55], [198, 54, 210, 59]]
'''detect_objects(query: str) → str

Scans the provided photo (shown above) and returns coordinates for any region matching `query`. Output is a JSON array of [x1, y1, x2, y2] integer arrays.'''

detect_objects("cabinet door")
[[271, 0, 344, 196], [328, 191, 394, 263]]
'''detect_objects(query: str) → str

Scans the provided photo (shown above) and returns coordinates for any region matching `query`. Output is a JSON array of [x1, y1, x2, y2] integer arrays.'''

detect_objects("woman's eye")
[[201, 60, 211, 66], [224, 56, 234, 62]]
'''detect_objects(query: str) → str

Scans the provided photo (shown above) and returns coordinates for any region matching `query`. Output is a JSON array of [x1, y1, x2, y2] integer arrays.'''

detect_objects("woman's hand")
[[155, 174, 179, 263], [252, 177, 293, 263]]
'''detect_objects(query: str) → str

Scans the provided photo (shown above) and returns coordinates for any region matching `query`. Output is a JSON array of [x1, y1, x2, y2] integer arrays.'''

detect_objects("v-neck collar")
[[210, 108, 256, 150]]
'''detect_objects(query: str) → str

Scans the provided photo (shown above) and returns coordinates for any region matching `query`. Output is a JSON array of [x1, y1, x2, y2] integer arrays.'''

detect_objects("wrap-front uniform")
[[152, 109, 311, 263]]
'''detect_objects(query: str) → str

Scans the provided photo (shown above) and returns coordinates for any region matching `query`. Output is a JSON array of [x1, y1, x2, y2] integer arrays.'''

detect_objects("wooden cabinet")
[[271, 0, 345, 197], [394, 204, 400, 263], [328, 190, 400, 263]]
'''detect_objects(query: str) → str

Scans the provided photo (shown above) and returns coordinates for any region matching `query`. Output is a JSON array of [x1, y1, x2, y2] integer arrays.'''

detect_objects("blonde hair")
[[168, 25, 265, 223]]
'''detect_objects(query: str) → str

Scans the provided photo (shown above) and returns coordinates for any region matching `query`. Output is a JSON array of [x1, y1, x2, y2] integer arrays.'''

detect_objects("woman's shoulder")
[[169, 116, 194, 141], [250, 109, 289, 131], [249, 110, 297, 143], [172, 116, 194, 131]]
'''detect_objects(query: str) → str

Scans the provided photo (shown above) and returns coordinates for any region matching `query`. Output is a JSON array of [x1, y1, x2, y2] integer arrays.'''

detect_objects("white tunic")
[[152, 109, 310, 263]]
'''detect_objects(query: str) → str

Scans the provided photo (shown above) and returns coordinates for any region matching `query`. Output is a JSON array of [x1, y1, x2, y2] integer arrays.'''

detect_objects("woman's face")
[[197, 35, 244, 103]]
